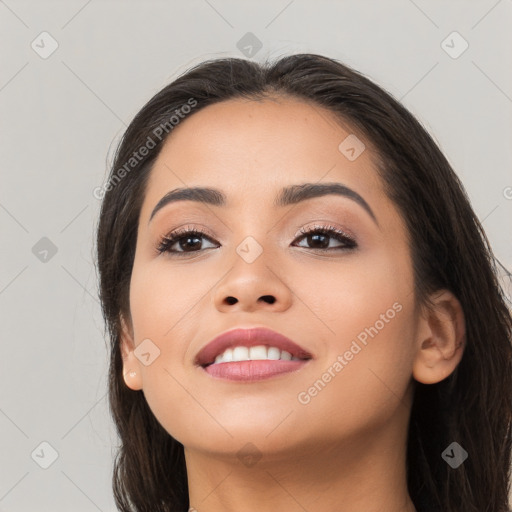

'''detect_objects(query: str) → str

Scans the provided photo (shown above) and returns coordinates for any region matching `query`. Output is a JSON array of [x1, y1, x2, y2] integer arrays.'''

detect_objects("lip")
[[194, 327, 313, 368], [204, 360, 309, 381]]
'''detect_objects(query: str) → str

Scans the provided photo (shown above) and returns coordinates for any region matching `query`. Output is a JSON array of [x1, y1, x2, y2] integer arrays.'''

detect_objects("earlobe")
[[119, 314, 143, 391], [412, 290, 466, 384]]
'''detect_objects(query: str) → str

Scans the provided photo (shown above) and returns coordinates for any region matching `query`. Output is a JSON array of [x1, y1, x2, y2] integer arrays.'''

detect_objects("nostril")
[[225, 296, 237, 305]]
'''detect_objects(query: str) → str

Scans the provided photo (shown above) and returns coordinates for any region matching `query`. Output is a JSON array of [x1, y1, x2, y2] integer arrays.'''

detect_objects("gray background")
[[1, 0, 511, 510]]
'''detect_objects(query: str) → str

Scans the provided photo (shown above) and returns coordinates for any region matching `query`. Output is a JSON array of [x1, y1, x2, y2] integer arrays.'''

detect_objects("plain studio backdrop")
[[1, 1, 511, 510]]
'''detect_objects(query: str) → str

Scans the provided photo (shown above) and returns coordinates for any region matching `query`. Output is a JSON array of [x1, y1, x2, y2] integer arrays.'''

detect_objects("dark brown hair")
[[95, 53, 512, 511]]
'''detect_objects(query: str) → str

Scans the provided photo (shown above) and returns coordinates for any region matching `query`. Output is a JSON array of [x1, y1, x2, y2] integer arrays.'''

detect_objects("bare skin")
[[119, 96, 466, 512]]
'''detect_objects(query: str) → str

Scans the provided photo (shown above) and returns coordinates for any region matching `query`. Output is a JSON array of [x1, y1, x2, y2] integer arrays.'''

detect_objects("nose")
[[212, 250, 293, 313]]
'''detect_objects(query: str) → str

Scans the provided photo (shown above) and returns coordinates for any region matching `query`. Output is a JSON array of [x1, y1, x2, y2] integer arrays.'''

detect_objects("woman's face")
[[121, 96, 420, 460]]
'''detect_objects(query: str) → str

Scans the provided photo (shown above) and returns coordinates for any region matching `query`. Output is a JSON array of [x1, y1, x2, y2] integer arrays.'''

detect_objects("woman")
[[95, 53, 512, 512]]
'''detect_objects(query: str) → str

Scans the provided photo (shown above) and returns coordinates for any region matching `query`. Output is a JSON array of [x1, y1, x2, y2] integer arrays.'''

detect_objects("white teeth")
[[212, 345, 302, 364], [249, 345, 267, 360], [233, 346, 249, 361], [223, 348, 233, 362], [280, 350, 292, 361], [267, 347, 281, 360]]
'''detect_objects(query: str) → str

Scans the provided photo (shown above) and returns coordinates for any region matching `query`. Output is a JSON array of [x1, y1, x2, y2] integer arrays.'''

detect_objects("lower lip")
[[202, 360, 309, 381]]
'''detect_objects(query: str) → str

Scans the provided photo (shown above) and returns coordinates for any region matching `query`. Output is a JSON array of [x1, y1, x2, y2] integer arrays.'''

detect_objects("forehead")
[[141, 96, 384, 214]]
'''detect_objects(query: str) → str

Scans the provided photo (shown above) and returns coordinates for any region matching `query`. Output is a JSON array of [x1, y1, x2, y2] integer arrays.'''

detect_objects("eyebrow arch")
[[148, 182, 379, 226]]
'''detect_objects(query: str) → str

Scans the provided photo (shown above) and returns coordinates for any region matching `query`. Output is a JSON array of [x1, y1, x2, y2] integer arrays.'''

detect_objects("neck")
[[185, 412, 417, 512]]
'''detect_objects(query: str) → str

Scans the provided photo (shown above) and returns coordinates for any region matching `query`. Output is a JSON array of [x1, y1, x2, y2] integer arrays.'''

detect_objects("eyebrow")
[[148, 182, 378, 226]]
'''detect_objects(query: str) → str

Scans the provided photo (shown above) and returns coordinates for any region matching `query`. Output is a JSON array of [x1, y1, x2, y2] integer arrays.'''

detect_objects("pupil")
[[309, 234, 328, 248], [181, 236, 201, 251]]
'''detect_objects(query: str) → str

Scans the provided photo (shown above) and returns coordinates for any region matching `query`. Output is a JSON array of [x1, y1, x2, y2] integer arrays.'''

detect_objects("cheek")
[[296, 308, 417, 444], [128, 258, 206, 342], [292, 252, 413, 346], [126, 260, 214, 441], [294, 253, 416, 430]]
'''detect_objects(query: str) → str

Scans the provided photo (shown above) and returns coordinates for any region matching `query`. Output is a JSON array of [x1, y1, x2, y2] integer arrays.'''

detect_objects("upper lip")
[[195, 327, 313, 367]]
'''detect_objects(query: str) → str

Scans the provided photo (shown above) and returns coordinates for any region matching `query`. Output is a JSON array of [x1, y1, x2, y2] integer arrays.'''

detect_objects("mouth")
[[195, 327, 313, 381]]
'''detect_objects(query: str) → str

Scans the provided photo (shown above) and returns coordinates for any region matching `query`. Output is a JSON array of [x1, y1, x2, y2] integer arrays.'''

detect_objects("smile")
[[195, 327, 313, 381]]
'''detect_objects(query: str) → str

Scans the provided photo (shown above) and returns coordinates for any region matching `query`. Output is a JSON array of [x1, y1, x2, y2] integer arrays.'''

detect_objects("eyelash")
[[156, 224, 357, 256]]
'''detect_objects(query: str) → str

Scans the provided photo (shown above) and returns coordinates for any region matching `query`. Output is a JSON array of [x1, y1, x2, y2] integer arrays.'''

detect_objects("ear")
[[412, 289, 466, 384], [119, 313, 143, 391]]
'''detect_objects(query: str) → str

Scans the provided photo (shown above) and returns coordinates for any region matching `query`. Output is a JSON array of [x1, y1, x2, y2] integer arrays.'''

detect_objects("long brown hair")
[[95, 53, 512, 511]]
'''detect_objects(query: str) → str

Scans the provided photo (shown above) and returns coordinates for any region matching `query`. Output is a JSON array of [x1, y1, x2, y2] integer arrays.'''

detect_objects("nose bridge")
[[230, 205, 287, 269], [228, 204, 280, 262]]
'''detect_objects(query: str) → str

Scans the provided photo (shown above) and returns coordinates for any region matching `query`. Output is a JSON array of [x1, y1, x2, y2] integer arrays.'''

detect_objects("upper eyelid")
[[162, 223, 356, 245], [154, 201, 371, 240]]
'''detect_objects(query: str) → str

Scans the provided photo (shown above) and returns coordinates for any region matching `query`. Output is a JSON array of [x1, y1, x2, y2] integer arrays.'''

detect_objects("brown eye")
[[157, 228, 218, 254], [294, 225, 357, 251]]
